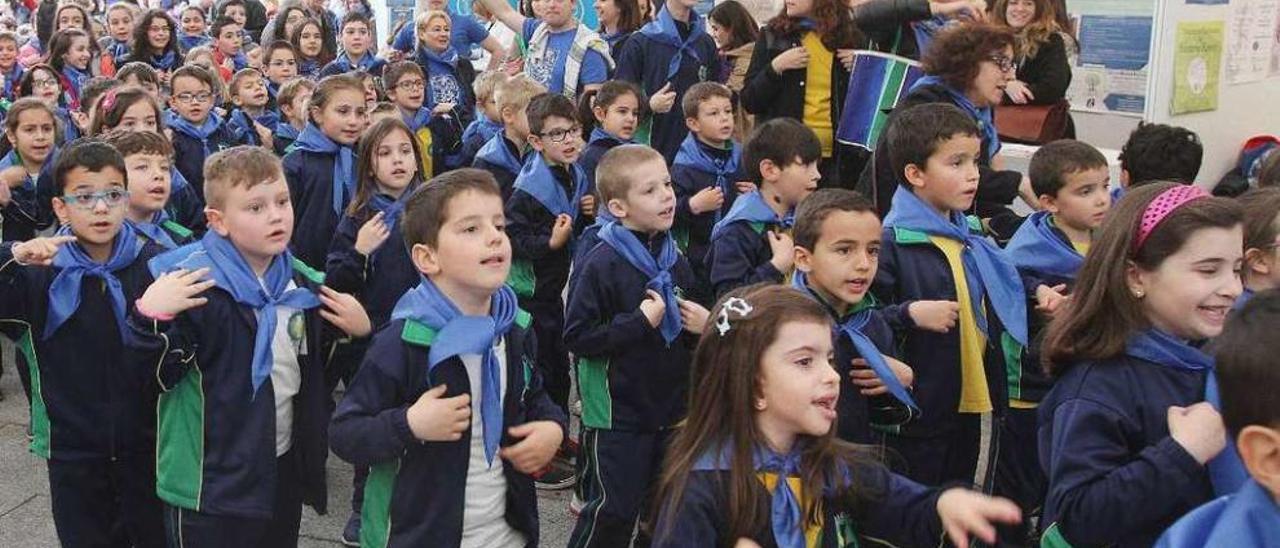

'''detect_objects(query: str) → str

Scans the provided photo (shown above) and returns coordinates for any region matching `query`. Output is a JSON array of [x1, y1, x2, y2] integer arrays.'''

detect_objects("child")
[[472, 73, 545, 200], [870, 102, 1028, 492], [791, 188, 917, 444], [1157, 292, 1280, 547], [564, 144, 707, 546], [460, 70, 507, 166], [103, 129, 193, 249], [283, 74, 369, 270], [101, 3, 136, 65], [130, 146, 371, 546], [1119, 123, 1204, 191], [218, 0, 258, 51], [291, 17, 332, 78], [0, 98, 56, 243], [413, 10, 477, 171], [705, 117, 820, 297], [578, 79, 643, 185], [179, 5, 213, 51], [615, 0, 721, 163], [226, 67, 278, 148], [47, 28, 93, 112], [355, 69, 381, 111], [650, 284, 1022, 547], [1237, 188, 1280, 307], [0, 31, 23, 100], [329, 168, 566, 546], [274, 77, 314, 156], [1, 140, 167, 547], [126, 9, 183, 79], [211, 16, 247, 82], [383, 61, 435, 177], [116, 62, 162, 99], [1037, 181, 1242, 546], [320, 11, 385, 77], [166, 65, 242, 205], [672, 81, 749, 281], [263, 40, 300, 100], [478, 0, 613, 97]]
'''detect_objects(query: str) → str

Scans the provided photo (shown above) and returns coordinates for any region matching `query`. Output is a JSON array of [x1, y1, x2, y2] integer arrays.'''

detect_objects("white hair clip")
[[715, 297, 754, 336]]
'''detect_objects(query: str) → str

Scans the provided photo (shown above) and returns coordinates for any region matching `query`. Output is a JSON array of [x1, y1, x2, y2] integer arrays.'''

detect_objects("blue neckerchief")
[[2, 63, 24, 98], [692, 443, 806, 548], [588, 126, 633, 147], [1205, 370, 1249, 495], [417, 46, 462, 111], [165, 110, 224, 157], [1004, 211, 1084, 280], [512, 153, 589, 220], [638, 6, 706, 81], [792, 270, 918, 411], [254, 109, 281, 131], [62, 66, 89, 107], [45, 222, 142, 341], [149, 231, 321, 397], [275, 121, 301, 142], [135, 210, 180, 250], [883, 187, 1027, 344], [910, 75, 1000, 161], [391, 277, 518, 465], [476, 133, 526, 174], [464, 117, 503, 145], [1156, 479, 1280, 548], [291, 122, 356, 216], [229, 109, 257, 143], [0, 150, 34, 191], [1233, 288, 1255, 311], [367, 181, 420, 231], [710, 189, 794, 241], [298, 57, 319, 77], [331, 51, 377, 72], [150, 50, 180, 72], [1123, 329, 1213, 371], [673, 134, 739, 221], [402, 106, 432, 132], [179, 33, 212, 51], [598, 222, 682, 343], [910, 16, 950, 53]]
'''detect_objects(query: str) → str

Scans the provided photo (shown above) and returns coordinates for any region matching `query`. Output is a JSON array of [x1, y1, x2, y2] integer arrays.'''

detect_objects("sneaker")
[[340, 513, 361, 547], [534, 461, 576, 491], [568, 493, 586, 516]]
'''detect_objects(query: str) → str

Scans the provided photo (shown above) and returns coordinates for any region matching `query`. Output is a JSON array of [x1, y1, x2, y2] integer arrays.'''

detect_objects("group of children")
[[0, 1, 1278, 548]]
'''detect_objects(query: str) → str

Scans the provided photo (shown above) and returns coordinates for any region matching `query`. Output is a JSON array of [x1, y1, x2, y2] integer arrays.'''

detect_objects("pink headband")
[[1133, 185, 1209, 252]]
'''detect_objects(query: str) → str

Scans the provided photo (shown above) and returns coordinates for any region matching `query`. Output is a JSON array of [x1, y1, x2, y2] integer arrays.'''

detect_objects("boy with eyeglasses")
[[166, 65, 244, 207], [262, 41, 300, 102], [0, 141, 168, 547], [383, 61, 439, 177]]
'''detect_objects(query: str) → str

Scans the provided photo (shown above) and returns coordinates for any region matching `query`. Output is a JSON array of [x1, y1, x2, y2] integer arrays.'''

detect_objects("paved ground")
[[0, 341, 579, 547]]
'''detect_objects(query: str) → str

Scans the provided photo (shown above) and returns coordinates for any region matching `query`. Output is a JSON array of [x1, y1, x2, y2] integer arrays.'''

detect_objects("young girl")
[[414, 10, 475, 171], [652, 284, 1022, 547], [45, 28, 93, 111], [283, 74, 369, 270], [115, 61, 162, 99], [292, 18, 333, 78], [0, 98, 55, 243], [126, 9, 183, 83], [595, 0, 643, 58], [708, 0, 758, 143], [1238, 187, 1280, 307], [578, 79, 643, 185], [10, 63, 72, 144], [179, 5, 213, 51], [100, 3, 135, 65], [1039, 182, 1244, 547], [19, 2, 94, 67]]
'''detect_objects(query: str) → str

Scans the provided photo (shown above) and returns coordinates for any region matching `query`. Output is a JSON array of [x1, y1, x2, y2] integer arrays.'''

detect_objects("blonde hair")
[[415, 9, 451, 37], [203, 146, 286, 209], [596, 144, 664, 204], [472, 70, 508, 103], [494, 73, 546, 116]]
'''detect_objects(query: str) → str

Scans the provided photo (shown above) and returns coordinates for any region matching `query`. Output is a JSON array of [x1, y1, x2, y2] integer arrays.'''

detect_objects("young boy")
[[220, 0, 257, 49], [226, 67, 278, 148], [0, 30, 25, 100], [129, 146, 371, 546], [0, 140, 166, 547], [104, 129, 194, 249], [179, 5, 213, 51], [210, 16, 247, 83], [263, 40, 299, 100], [564, 144, 706, 546], [615, 0, 721, 163], [705, 117, 821, 297], [320, 12, 385, 78], [166, 65, 241, 205], [870, 102, 1028, 492], [671, 81, 748, 281], [274, 77, 314, 156], [477, 0, 612, 97], [473, 73, 545, 200], [383, 61, 440, 177], [460, 70, 507, 166], [330, 168, 566, 547], [792, 188, 917, 444], [1118, 122, 1204, 191]]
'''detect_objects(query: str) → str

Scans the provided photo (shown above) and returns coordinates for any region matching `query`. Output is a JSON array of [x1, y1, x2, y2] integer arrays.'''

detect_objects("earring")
[[754, 399, 766, 411], [1133, 289, 1145, 298]]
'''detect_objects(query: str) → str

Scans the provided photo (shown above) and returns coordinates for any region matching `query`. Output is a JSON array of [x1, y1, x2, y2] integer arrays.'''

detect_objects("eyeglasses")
[[539, 124, 582, 143], [396, 80, 425, 91], [174, 91, 214, 103], [987, 55, 1016, 73], [32, 77, 59, 89], [62, 189, 129, 210]]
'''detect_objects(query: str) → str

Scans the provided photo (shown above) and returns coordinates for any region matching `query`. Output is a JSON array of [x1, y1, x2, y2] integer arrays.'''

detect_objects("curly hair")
[[921, 23, 1016, 91], [993, 0, 1062, 59]]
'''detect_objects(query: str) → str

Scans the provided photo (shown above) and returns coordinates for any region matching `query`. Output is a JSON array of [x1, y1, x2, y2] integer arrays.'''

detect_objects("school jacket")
[[170, 119, 245, 204], [705, 219, 786, 299], [0, 177, 51, 242], [282, 149, 345, 271], [0, 240, 163, 461], [671, 146, 746, 274], [653, 463, 945, 547], [578, 134, 625, 192], [1011, 224, 1075, 405], [324, 207, 419, 331], [472, 133, 526, 202], [329, 316, 567, 548], [1038, 355, 1213, 548], [126, 259, 335, 519], [166, 173, 208, 236], [869, 223, 1017, 438], [614, 21, 721, 164], [563, 230, 702, 432], [504, 166, 589, 305]]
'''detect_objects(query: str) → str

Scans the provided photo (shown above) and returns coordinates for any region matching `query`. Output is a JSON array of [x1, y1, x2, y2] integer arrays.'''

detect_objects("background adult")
[[992, 0, 1072, 107]]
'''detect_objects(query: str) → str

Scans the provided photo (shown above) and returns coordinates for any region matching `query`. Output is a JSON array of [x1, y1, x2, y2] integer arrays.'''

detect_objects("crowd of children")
[[0, 1, 1276, 548]]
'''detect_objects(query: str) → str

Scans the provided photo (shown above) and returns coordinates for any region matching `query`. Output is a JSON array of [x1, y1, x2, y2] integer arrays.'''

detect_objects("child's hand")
[[767, 230, 795, 273], [1168, 402, 1227, 464], [734, 539, 763, 548], [678, 298, 710, 334], [137, 268, 216, 317], [649, 82, 676, 114], [354, 212, 390, 256], [734, 181, 758, 194], [406, 384, 471, 442], [432, 102, 456, 116], [850, 355, 914, 395], [936, 488, 1022, 548], [639, 289, 666, 327], [0, 176, 10, 207], [908, 300, 960, 333], [254, 121, 274, 151], [500, 420, 563, 474], [579, 194, 596, 217], [1035, 284, 1069, 317], [836, 49, 855, 71], [318, 286, 372, 337], [549, 214, 573, 250], [689, 187, 724, 214], [12, 235, 78, 266]]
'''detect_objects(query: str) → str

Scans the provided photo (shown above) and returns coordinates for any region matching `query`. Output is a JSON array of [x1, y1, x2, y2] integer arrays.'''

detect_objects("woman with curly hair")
[[992, 0, 1073, 106]]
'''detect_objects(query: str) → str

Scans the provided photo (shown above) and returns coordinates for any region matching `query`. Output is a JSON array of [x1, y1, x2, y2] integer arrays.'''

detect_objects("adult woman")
[[414, 10, 476, 170], [858, 23, 1034, 242], [708, 0, 758, 143], [993, 0, 1072, 106], [741, 0, 978, 189], [595, 0, 643, 58]]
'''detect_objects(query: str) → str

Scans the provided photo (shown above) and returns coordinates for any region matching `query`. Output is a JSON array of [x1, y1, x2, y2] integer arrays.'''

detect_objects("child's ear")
[[592, 104, 607, 122], [1238, 425, 1280, 496], [1125, 260, 1148, 300], [606, 197, 628, 219], [758, 158, 779, 183], [410, 242, 442, 276], [1244, 247, 1273, 279], [527, 133, 545, 153], [1038, 193, 1057, 214], [204, 207, 229, 236], [51, 196, 70, 225], [903, 163, 927, 190], [684, 116, 699, 132], [230, 94, 244, 106], [793, 245, 814, 273]]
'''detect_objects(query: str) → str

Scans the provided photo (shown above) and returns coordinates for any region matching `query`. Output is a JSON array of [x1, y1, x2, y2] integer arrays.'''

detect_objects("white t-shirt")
[[458, 340, 525, 548], [268, 280, 307, 457]]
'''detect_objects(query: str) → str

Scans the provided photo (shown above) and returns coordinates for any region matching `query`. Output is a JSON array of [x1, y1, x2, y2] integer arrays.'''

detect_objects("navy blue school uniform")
[[225, 108, 266, 147], [1038, 353, 1214, 547], [274, 121, 301, 156], [0, 229, 166, 547], [329, 308, 567, 547], [578, 128, 630, 191], [704, 191, 792, 298], [460, 116, 502, 167], [472, 132, 527, 202], [615, 6, 720, 164], [563, 226, 701, 546], [0, 151, 53, 242], [282, 125, 356, 270], [166, 111, 246, 204], [325, 202, 420, 333], [671, 135, 745, 279], [319, 52, 387, 78]]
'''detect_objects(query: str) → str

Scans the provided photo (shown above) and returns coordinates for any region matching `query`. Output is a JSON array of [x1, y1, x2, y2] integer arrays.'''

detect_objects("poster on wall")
[[1225, 0, 1280, 83], [1172, 20, 1224, 115], [1064, 1, 1155, 117]]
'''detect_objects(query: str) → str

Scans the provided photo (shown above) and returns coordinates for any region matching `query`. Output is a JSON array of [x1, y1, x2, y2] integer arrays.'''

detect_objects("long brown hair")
[[992, 0, 1062, 59], [766, 0, 859, 51], [652, 285, 884, 541], [348, 117, 425, 217], [1042, 182, 1244, 375]]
